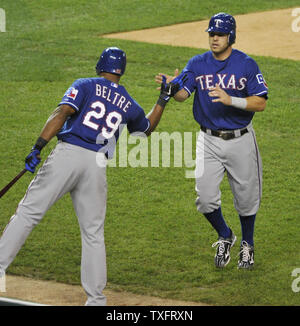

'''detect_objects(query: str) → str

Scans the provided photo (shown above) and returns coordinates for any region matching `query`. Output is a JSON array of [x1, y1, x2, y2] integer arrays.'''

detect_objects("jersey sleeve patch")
[[59, 79, 87, 112], [256, 74, 268, 88], [65, 87, 79, 100], [244, 58, 268, 98]]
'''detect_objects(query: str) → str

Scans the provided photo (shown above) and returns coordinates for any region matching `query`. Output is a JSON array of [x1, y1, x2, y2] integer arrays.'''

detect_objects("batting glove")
[[157, 74, 188, 107], [25, 149, 41, 173]]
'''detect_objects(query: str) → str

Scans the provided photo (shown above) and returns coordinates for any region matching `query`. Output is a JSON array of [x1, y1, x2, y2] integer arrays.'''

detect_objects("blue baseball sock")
[[204, 207, 231, 239], [239, 214, 256, 246]]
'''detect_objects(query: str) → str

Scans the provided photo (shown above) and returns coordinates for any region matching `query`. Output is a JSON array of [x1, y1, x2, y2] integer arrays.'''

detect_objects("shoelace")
[[238, 241, 251, 262], [212, 239, 231, 256]]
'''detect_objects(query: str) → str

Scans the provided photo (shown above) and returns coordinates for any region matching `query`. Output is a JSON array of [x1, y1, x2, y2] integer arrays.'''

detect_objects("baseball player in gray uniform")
[[0, 47, 182, 305], [156, 13, 268, 269]]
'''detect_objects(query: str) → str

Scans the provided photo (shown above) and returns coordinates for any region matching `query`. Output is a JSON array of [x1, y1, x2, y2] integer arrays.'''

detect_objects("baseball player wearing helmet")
[[156, 13, 268, 269], [0, 47, 182, 305]]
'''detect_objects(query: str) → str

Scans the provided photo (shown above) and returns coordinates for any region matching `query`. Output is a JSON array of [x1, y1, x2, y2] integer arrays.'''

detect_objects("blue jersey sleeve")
[[181, 56, 198, 96], [59, 79, 87, 112], [245, 58, 268, 99], [127, 102, 150, 134]]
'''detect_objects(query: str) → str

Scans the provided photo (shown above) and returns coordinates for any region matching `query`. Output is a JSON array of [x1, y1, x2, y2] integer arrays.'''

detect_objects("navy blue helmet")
[[96, 47, 126, 76], [206, 13, 236, 45]]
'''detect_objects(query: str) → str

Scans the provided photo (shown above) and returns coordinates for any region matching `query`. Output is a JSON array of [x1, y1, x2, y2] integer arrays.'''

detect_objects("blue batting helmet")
[[206, 13, 236, 45], [96, 47, 126, 76]]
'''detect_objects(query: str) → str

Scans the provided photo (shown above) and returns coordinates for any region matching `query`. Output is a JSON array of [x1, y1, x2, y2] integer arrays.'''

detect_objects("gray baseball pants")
[[0, 141, 107, 306], [195, 124, 262, 216]]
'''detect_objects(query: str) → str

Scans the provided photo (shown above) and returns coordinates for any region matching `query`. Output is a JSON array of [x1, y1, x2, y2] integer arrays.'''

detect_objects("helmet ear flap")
[[228, 30, 236, 45], [228, 31, 235, 45]]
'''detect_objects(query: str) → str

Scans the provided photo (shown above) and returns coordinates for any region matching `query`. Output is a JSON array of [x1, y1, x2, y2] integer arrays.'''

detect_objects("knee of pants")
[[232, 189, 261, 216], [195, 195, 221, 214], [16, 205, 44, 228], [80, 223, 105, 245], [234, 200, 260, 217]]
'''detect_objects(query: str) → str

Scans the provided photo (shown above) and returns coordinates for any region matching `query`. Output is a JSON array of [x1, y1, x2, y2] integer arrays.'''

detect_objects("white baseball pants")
[[0, 141, 108, 306], [195, 124, 263, 216]]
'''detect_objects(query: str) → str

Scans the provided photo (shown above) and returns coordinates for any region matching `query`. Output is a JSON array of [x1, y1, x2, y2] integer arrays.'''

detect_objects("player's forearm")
[[174, 88, 189, 102], [26, 106, 72, 167], [39, 107, 70, 142], [209, 86, 266, 112], [243, 96, 266, 112], [230, 95, 266, 112], [36, 105, 75, 148], [145, 104, 165, 136]]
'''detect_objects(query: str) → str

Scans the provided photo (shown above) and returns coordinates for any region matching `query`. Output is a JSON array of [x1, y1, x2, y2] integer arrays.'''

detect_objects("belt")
[[200, 126, 249, 140]]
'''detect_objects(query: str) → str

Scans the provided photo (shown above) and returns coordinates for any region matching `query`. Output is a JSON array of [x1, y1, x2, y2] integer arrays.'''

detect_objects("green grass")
[[0, 1, 300, 306]]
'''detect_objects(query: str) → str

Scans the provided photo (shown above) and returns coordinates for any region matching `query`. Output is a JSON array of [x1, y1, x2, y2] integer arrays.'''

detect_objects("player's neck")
[[99, 72, 120, 84], [212, 46, 233, 61]]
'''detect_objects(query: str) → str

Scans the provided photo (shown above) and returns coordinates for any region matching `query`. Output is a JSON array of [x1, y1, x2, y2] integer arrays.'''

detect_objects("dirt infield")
[[1, 8, 299, 306], [103, 8, 300, 61], [0, 275, 205, 306]]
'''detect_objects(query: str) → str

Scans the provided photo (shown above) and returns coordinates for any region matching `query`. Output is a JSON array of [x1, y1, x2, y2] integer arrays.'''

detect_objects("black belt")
[[200, 126, 248, 140]]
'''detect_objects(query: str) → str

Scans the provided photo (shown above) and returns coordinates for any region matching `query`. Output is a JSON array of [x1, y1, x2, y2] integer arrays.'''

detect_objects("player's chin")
[[211, 47, 224, 54], [211, 44, 219, 51], [211, 45, 229, 55]]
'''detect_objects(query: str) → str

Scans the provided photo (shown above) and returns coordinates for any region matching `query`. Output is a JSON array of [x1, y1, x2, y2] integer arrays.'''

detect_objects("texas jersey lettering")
[[182, 49, 268, 130]]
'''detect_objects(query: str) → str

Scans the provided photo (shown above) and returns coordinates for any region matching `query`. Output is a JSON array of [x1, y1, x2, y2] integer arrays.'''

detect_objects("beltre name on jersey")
[[95, 83, 133, 113], [57, 77, 150, 155]]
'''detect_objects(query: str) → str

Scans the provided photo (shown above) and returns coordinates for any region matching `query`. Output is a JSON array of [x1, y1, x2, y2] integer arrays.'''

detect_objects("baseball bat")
[[0, 169, 27, 199]]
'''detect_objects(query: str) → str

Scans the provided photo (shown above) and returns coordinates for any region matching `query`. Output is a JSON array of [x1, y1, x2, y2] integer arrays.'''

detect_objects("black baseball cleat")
[[212, 229, 237, 268], [238, 241, 254, 269]]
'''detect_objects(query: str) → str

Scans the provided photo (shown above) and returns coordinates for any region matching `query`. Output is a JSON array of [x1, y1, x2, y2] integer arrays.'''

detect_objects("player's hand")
[[25, 149, 41, 173], [159, 73, 188, 102], [158, 75, 172, 104], [208, 84, 232, 106], [155, 69, 179, 90]]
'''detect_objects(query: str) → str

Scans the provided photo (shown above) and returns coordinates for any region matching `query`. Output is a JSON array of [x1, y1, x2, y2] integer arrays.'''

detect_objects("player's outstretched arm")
[[146, 75, 187, 136], [145, 103, 165, 136], [145, 75, 170, 136], [173, 88, 189, 102], [155, 70, 189, 103]]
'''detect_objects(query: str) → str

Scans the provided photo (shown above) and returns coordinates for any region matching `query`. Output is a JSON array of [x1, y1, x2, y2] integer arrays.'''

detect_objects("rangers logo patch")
[[66, 87, 78, 100], [256, 74, 268, 88]]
